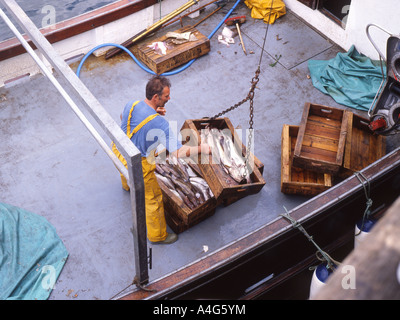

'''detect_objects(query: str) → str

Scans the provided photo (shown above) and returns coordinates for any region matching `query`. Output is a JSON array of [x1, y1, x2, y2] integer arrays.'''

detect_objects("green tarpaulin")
[[308, 45, 386, 111], [0, 202, 68, 300]]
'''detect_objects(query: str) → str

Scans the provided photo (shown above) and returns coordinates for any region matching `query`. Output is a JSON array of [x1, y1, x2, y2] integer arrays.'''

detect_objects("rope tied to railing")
[[281, 206, 340, 272], [354, 171, 373, 236]]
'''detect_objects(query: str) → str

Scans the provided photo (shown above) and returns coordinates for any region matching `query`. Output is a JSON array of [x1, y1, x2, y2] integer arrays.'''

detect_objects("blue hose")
[[76, 0, 242, 77]]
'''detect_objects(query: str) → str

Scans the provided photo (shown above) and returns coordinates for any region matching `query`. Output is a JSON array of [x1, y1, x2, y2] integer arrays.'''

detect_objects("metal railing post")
[[0, 0, 149, 285]]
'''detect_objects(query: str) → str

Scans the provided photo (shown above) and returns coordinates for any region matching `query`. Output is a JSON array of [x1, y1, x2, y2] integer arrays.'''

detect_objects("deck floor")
[[0, 2, 391, 299]]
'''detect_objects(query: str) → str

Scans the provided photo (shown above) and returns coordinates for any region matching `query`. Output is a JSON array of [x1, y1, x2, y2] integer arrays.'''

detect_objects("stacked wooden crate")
[[281, 102, 386, 196], [157, 117, 266, 233]]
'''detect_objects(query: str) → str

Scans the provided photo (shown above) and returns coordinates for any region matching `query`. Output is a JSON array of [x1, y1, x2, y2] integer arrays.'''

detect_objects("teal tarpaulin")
[[0, 202, 68, 300], [308, 45, 386, 111]]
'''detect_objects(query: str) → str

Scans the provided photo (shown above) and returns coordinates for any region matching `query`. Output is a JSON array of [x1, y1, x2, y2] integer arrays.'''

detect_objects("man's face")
[[155, 86, 170, 108]]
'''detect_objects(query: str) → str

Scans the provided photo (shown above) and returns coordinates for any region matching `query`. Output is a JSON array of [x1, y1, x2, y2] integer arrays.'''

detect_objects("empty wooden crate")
[[293, 103, 350, 175], [281, 124, 332, 196], [340, 112, 386, 177]]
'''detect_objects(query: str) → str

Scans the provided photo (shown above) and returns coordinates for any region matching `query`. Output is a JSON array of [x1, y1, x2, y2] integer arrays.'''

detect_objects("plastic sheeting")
[[308, 45, 386, 112], [244, 0, 286, 24], [0, 202, 68, 300]]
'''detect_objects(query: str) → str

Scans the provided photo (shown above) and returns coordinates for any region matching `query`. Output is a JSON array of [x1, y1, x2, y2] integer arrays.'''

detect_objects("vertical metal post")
[[0, 0, 149, 285], [126, 157, 149, 284]]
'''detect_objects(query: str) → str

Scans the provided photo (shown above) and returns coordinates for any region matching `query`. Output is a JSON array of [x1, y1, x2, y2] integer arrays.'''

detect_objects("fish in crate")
[[201, 127, 252, 185], [180, 118, 265, 205], [155, 154, 217, 232], [155, 155, 214, 209]]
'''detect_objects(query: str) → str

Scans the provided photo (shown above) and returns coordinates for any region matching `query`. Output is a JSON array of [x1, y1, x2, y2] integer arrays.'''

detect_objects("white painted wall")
[[285, 0, 399, 61]]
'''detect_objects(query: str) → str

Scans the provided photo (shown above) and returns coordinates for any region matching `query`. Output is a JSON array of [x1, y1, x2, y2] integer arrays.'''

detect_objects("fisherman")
[[112, 75, 210, 244]]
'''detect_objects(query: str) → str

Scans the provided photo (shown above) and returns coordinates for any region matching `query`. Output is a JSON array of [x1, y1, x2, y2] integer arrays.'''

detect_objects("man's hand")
[[156, 107, 166, 116], [175, 144, 211, 159]]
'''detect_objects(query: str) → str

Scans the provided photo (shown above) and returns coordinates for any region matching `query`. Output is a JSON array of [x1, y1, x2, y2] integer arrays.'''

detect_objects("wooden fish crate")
[[293, 102, 351, 175], [155, 152, 217, 233], [180, 117, 266, 205], [133, 25, 210, 74], [340, 112, 386, 178], [281, 124, 332, 196]]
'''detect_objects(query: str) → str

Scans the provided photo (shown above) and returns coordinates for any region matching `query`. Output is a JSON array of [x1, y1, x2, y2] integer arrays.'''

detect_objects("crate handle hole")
[[320, 108, 332, 113]]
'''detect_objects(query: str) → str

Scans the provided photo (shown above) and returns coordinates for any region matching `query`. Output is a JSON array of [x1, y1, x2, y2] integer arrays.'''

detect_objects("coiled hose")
[[76, 0, 242, 77]]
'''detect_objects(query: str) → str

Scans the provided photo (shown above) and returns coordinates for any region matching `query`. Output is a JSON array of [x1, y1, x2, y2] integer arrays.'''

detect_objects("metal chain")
[[244, 67, 260, 173], [210, 66, 260, 120], [209, 67, 259, 178], [209, 0, 272, 120], [205, 0, 273, 177]]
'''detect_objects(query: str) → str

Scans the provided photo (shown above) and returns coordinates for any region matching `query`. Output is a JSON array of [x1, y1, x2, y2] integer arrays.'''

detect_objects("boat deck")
[[1, 2, 397, 299]]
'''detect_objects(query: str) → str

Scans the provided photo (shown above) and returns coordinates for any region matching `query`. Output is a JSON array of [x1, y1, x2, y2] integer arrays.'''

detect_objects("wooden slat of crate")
[[134, 25, 210, 74], [281, 124, 332, 196], [164, 204, 216, 234], [180, 117, 266, 204], [340, 112, 386, 178], [293, 102, 350, 175], [164, 209, 187, 234]]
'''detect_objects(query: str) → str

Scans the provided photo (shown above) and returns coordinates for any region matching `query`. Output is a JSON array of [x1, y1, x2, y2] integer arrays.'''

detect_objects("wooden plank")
[[299, 145, 338, 162], [305, 121, 341, 140], [301, 134, 339, 153], [281, 124, 291, 190], [308, 104, 345, 121], [294, 102, 309, 159], [343, 112, 354, 170]]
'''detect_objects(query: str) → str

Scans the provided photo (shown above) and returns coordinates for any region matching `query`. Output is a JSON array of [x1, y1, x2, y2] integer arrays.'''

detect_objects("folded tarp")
[[0, 202, 68, 300], [244, 0, 286, 24], [308, 45, 386, 111]]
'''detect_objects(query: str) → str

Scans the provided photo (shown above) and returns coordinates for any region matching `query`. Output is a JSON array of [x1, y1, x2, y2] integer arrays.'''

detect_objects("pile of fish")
[[201, 127, 251, 184], [155, 156, 213, 210]]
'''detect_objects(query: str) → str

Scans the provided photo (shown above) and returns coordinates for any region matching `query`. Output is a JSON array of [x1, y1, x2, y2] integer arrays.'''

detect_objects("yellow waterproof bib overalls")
[[111, 101, 168, 242]]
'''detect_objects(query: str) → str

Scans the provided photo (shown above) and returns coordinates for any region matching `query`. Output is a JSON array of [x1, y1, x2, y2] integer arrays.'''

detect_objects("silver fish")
[[156, 154, 214, 210], [190, 180, 210, 201], [155, 172, 175, 190], [213, 128, 251, 184], [169, 188, 183, 202]]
